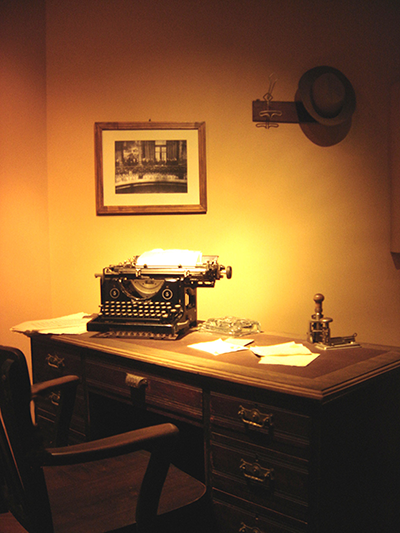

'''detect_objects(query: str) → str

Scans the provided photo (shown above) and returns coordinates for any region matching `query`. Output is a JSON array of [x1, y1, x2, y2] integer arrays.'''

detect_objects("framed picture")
[[94, 122, 207, 215]]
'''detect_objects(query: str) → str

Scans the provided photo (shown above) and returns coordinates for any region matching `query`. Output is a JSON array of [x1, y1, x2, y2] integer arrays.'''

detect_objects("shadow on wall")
[[391, 253, 400, 270]]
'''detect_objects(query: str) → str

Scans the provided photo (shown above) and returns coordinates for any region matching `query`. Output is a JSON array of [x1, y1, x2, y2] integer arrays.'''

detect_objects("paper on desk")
[[11, 312, 92, 335], [188, 338, 252, 356], [251, 341, 319, 367]]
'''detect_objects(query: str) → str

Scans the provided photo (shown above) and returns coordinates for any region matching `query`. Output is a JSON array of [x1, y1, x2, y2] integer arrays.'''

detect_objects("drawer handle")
[[239, 523, 265, 533], [239, 459, 274, 485], [49, 392, 60, 406], [46, 354, 65, 369], [125, 373, 148, 389], [238, 405, 273, 430]]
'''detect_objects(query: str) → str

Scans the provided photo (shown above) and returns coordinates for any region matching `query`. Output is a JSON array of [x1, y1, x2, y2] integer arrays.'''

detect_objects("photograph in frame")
[[95, 122, 207, 215]]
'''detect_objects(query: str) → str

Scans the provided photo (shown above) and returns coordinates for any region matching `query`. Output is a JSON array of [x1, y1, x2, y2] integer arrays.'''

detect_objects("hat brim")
[[298, 66, 356, 126]]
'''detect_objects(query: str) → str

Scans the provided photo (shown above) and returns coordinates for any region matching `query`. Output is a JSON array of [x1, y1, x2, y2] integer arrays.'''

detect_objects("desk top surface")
[[34, 330, 400, 402]]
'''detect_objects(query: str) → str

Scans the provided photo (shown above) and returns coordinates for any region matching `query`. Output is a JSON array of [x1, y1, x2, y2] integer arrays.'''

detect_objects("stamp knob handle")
[[313, 293, 325, 316]]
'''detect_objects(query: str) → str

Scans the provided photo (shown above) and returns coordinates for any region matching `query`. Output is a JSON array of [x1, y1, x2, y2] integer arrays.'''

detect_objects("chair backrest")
[[0, 346, 54, 532]]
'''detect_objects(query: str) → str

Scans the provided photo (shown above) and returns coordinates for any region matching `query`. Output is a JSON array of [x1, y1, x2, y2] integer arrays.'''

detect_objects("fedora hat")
[[298, 66, 356, 126]]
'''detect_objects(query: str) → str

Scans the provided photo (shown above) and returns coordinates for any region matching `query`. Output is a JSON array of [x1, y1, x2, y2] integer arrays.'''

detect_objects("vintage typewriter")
[[87, 249, 232, 339]]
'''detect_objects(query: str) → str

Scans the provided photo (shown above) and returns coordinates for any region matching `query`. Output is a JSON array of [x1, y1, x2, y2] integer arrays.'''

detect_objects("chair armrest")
[[44, 423, 180, 531], [31, 375, 80, 447], [31, 375, 80, 398], [44, 422, 179, 466]]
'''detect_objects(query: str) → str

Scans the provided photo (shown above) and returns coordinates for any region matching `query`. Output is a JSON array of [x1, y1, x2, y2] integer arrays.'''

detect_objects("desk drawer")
[[32, 341, 82, 381], [210, 392, 311, 459], [85, 358, 203, 422], [211, 434, 308, 521], [34, 407, 85, 444], [31, 340, 85, 444], [213, 491, 307, 533]]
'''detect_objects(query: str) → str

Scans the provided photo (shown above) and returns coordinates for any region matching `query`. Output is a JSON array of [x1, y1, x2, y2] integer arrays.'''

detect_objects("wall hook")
[[255, 73, 282, 129]]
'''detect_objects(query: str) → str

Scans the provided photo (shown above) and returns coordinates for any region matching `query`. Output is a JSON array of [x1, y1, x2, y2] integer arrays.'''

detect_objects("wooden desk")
[[31, 331, 400, 533]]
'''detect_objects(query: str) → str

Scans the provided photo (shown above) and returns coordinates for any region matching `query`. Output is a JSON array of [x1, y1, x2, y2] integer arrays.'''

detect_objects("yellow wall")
[[0, 0, 50, 358], [2, 0, 400, 352]]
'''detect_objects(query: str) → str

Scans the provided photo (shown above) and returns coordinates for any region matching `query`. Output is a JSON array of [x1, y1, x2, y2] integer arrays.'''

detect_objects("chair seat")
[[0, 513, 28, 533], [44, 449, 207, 533], [1, 346, 210, 533]]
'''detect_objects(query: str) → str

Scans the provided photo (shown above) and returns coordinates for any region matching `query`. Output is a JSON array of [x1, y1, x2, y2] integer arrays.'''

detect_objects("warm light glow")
[[2, 0, 400, 348]]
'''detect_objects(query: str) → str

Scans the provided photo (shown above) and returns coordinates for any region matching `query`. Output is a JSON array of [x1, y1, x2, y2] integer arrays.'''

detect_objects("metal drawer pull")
[[46, 354, 65, 369], [125, 373, 148, 389], [239, 523, 265, 533], [49, 392, 60, 406], [239, 459, 274, 484], [238, 405, 273, 429]]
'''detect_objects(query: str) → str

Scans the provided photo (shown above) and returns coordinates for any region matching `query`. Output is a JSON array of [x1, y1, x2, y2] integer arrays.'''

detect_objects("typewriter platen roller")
[[87, 252, 232, 339]]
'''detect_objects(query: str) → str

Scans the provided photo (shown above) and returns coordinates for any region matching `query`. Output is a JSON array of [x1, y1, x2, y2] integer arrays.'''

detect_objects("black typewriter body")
[[87, 255, 231, 339]]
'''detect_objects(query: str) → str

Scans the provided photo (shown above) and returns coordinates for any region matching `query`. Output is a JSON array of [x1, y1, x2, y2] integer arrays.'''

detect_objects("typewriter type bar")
[[87, 254, 232, 339]]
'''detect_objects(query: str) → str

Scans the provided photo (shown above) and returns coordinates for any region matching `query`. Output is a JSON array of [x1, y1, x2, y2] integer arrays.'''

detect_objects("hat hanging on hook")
[[252, 66, 356, 146], [298, 66, 356, 126]]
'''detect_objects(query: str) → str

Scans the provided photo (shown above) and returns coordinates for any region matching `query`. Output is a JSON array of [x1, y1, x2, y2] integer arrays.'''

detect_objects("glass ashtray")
[[199, 316, 261, 336]]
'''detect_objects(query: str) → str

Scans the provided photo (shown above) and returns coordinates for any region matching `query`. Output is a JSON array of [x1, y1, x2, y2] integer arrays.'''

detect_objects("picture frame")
[[94, 121, 207, 215]]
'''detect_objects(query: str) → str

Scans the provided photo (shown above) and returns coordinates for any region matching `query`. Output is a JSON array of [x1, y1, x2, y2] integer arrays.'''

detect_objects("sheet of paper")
[[226, 338, 254, 347], [11, 312, 92, 335], [251, 341, 313, 356], [257, 353, 319, 366], [137, 249, 202, 266], [251, 341, 319, 367], [188, 338, 251, 356]]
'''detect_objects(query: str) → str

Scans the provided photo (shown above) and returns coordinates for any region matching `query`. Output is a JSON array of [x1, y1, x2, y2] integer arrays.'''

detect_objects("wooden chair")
[[0, 346, 209, 533]]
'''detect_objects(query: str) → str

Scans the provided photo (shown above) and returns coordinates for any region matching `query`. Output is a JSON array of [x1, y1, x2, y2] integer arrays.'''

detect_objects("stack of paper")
[[11, 312, 92, 335], [251, 341, 319, 366], [188, 339, 319, 367], [188, 338, 252, 356]]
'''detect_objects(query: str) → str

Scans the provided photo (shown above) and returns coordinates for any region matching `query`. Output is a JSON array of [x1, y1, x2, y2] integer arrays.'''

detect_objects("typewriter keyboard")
[[101, 300, 183, 321]]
